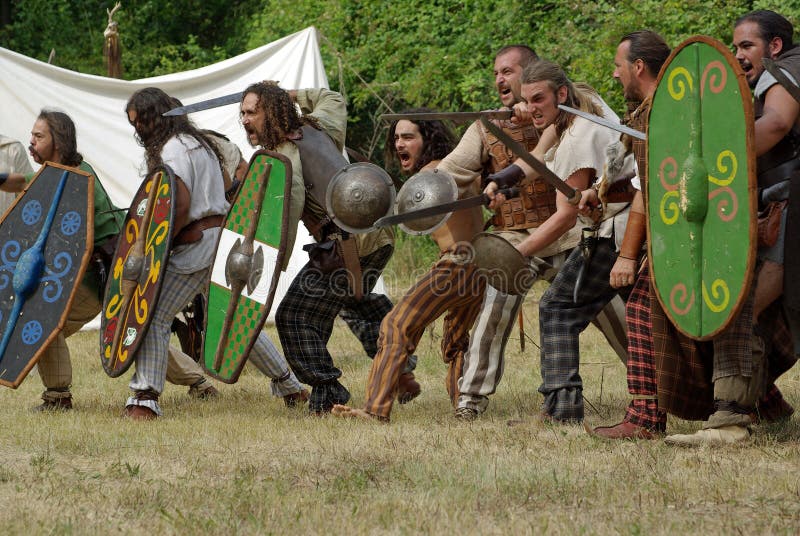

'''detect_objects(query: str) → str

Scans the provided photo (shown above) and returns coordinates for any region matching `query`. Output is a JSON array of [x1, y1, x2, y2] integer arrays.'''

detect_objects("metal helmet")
[[471, 232, 536, 295], [395, 168, 457, 235], [326, 162, 395, 234]]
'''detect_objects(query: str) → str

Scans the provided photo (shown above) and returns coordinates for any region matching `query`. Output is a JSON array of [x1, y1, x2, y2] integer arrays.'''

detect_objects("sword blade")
[[380, 110, 514, 123], [479, 118, 581, 204], [557, 104, 646, 140], [163, 91, 245, 116], [374, 187, 518, 228]]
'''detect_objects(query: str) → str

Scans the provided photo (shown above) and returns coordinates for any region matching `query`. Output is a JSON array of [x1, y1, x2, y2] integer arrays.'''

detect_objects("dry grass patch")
[[1, 280, 799, 534]]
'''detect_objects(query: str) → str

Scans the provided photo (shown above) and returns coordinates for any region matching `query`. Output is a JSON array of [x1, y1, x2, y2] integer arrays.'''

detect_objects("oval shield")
[[100, 167, 174, 377], [647, 36, 757, 340], [0, 163, 93, 388], [203, 150, 292, 383]]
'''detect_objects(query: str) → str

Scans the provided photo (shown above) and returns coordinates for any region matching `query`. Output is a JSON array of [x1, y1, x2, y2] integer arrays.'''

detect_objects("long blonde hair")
[[521, 60, 603, 136]]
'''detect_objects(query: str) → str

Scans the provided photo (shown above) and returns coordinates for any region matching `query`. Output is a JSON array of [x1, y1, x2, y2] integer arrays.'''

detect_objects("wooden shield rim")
[[100, 166, 175, 377], [0, 162, 94, 388], [202, 149, 293, 383], [646, 35, 757, 341]]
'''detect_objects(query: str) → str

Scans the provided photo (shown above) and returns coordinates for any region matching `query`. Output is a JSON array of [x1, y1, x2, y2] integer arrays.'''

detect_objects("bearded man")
[[239, 82, 396, 415]]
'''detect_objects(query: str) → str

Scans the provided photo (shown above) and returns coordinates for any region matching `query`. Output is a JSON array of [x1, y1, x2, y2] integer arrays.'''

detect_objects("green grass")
[[1, 278, 799, 534]]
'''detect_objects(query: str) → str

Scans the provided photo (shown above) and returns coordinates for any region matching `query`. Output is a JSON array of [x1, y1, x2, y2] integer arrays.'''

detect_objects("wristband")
[[0, 173, 8, 186]]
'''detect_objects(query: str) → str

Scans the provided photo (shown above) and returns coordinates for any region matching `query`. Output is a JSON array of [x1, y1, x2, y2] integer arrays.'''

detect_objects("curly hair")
[[241, 81, 320, 150], [37, 109, 82, 167], [521, 60, 604, 136], [383, 108, 456, 175], [125, 87, 221, 174]]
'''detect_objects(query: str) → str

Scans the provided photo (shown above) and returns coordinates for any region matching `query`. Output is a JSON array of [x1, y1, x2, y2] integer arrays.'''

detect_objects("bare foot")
[[331, 404, 387, 422]]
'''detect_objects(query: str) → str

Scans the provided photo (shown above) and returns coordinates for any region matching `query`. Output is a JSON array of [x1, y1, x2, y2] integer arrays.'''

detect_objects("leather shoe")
[[283, 389, 310, 408], [397, 372, 421, 404], [123, 404, 158, 421], [454, 407, 478, 421], [591, 420, 661, 440], [32, 397, 73, 412]]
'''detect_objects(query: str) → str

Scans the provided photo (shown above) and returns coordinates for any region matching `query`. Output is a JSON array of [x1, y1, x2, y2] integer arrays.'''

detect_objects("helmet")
[[326, 162, 395, 234], [395, 168, 457, 235], [471, 232, 535, 295]]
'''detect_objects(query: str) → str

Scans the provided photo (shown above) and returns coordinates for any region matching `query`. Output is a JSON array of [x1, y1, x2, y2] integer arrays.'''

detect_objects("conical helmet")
[[471, 232, 535, 295], [326, 162, 395, 234], [395, 168, 457, 235]]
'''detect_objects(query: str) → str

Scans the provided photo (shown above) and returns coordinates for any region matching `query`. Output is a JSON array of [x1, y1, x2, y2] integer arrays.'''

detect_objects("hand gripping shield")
[[203, 150, 292, 383], [101, 166, 175, 377], [0, 163, 93, 388], [647, 36, 757, 340]]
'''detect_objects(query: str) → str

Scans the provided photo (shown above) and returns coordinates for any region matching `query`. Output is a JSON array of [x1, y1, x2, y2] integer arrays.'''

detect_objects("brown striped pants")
[[363, 256, 485, 419]]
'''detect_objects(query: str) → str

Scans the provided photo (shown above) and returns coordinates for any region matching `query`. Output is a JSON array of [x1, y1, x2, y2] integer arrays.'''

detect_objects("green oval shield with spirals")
[[647, 36, 757, 340]]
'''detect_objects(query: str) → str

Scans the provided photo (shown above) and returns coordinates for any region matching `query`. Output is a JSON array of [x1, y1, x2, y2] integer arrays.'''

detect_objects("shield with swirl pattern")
[[0, 163, 93, 388], [647, 36, 757, 340], [100, 166, 174, 377]]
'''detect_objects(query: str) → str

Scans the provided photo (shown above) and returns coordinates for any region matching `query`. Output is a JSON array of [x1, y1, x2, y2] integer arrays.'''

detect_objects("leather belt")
[[174, 215, 225, 246]]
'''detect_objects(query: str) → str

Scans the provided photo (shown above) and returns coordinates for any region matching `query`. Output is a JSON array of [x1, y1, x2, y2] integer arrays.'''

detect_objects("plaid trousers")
[[276, 244, 393, 412], [247, 331, 304, 397], [538, 238, 627, 421], [622, 265, 666, 430], [127, 268, 208, 415], [363, 256, 485, 419]]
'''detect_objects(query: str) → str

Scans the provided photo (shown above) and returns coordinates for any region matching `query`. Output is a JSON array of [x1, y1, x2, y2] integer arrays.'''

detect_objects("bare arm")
[[756, 83, 800, 156], [515, 167, 592, 257]]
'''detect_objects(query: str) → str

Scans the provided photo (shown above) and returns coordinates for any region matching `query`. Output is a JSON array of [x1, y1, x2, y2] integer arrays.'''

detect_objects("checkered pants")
[[622, 265, 666, 430], [363, 257, 485, 419], [276, 244, 393, 412], [247, 331, 304, 397], [538, 239, 628, 421], [127, 268, 208, 415]]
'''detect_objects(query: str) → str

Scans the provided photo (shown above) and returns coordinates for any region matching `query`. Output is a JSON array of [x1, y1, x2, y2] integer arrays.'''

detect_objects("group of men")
[[1, 9, 796, 446]]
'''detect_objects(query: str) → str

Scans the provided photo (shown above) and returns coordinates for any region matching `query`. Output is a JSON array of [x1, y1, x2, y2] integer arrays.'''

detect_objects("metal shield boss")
[[647, 36, 756, 340], [394, 168, 458, 235], [326, 162, 395, 234], [471, 232, 535, 295]]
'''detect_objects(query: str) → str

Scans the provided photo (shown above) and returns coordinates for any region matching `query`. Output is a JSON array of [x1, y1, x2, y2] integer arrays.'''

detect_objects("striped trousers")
[[127, 268, 208, 415], [363, 255, 485, 419], [458, 249, 629, 413]]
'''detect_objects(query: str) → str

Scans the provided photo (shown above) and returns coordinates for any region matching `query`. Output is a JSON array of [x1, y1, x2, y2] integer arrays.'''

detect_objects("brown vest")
[[479, 121, 558, 230]]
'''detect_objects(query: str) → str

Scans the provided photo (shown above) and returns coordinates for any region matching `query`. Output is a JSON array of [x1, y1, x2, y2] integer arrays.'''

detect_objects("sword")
[[557, 104, 646, 140], [374, 187, 519, 228], [479, 117, 581, 205], [380, 110, 514, 123], [163, 91, 244, 116]]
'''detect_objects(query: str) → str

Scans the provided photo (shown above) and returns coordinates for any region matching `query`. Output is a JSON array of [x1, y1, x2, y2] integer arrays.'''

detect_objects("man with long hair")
[[334, 113, 485, 421], [240, 81, 396, 415], [121, 88, 231, 419]]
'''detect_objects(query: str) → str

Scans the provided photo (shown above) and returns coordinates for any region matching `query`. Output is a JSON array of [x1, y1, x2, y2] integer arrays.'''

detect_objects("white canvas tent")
[[0, 26, 384, 323]]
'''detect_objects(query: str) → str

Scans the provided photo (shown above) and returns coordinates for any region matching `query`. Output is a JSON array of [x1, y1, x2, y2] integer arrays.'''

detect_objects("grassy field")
[[1, 276, 799, 535]]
